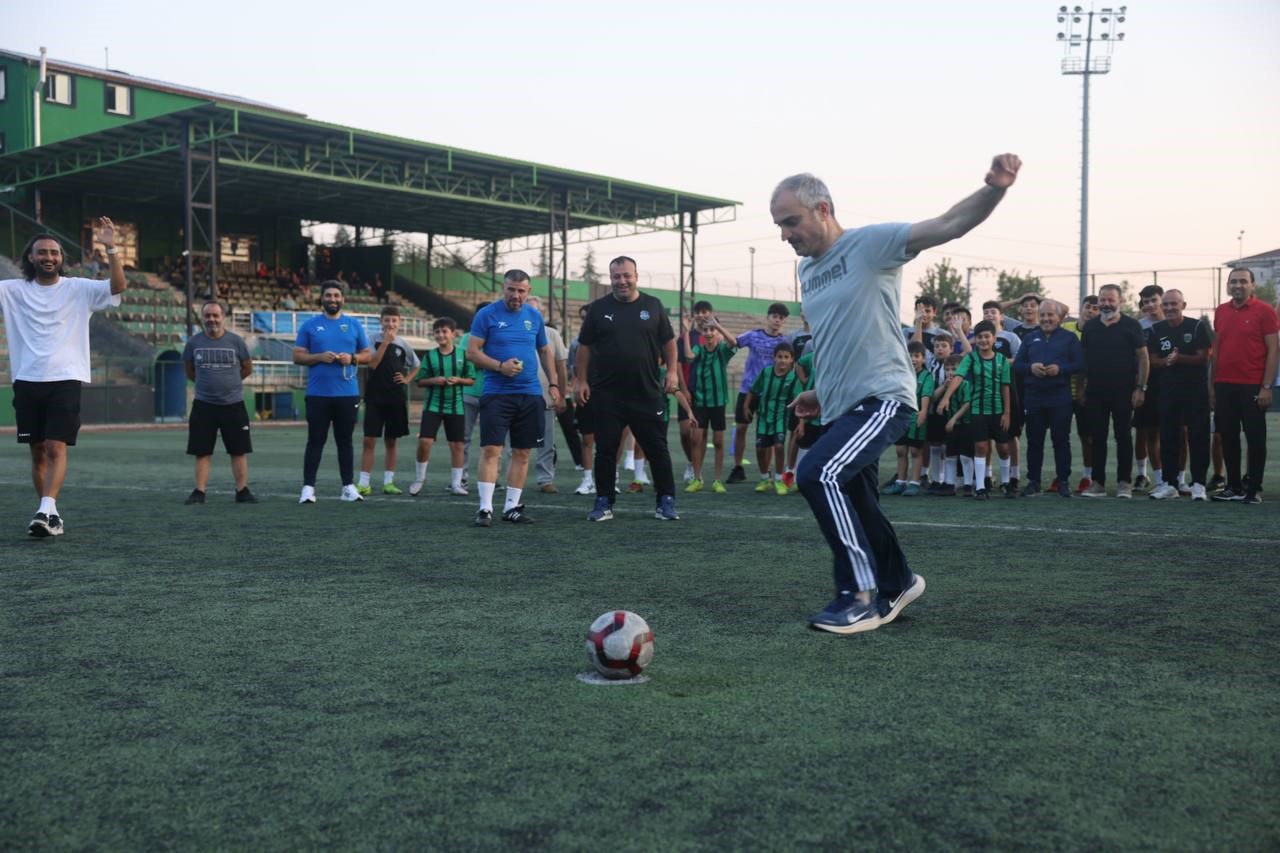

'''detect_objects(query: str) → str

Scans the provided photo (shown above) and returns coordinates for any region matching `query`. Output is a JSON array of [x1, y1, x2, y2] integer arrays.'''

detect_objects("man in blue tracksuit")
[[1013, 299, 1084, 497]]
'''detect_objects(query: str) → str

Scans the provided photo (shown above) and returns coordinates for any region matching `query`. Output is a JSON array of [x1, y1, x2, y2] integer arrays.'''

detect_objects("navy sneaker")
[[586, 496, 614, 522], [1018, 481, 1040, 498], [654, 495, 679, 520], [1212, 488, 1246, 502], [503, 505, 535, 524], [808, 595, 882, 635], [1057, 480, 1072, 498], [1242, 491, 1263, 505], [877, 574, 926, 625]]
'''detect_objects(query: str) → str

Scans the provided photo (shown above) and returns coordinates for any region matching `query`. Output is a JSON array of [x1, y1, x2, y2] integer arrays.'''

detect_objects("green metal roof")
[[0, 104, 738, 243]]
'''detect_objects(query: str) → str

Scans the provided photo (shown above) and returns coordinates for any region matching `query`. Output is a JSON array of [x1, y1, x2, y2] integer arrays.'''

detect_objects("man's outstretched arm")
[[906, 154, 1021, 256]]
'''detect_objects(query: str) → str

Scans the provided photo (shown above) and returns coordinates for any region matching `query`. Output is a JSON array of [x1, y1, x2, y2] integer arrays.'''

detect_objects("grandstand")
[[0, 48, 741, 425]]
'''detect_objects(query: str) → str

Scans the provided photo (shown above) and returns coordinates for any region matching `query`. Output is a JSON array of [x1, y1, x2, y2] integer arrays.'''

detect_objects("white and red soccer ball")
[[585, 610, 654, 679]]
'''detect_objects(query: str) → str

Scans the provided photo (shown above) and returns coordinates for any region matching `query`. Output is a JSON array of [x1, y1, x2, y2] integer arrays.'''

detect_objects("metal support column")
[[679, 211, 697, 325], [182, 119, 218, 334]]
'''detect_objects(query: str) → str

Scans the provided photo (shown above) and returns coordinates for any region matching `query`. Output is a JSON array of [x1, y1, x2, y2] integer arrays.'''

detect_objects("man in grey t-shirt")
[[771, 153, 1021, 635], [181, 301, 256, 504]]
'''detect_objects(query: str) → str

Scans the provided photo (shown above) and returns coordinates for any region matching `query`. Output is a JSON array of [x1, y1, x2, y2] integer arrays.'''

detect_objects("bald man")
[[1146, 289, 1212, 500]]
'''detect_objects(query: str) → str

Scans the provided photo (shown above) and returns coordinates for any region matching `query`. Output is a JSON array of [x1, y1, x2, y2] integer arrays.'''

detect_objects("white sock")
[[929, 446, 944, 481], [451, 467, 463, 487], [943, 462, 956, 486], [504, 487, 523, 512], [39, 497, 57, 515], [999, 458, 1011, 483], [478, 482, 495, 512], [1083, 466, 1093, 479], [358, 471, 371, 488], [907, 479, 919, 486], [383, 470, 395, 486], [975, 458, 988, 490], [416, 461, 428, 481], [1151, 466, 1162, 483], [961, 456, 975, 486], [1010, 463, 1020, 480], [1178, 471, 1187, 486], [1137, 458, 1148, 476], [635, 459, 648, 482], [624, 450, 635, 470]]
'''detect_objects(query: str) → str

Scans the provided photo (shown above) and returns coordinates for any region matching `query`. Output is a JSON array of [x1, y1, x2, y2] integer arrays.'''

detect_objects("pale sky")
[[5, 0, 1278, 318]]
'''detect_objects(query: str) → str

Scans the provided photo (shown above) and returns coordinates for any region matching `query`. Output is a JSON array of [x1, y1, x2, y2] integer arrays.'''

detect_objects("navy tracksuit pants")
[[796, 398, 914, 596]]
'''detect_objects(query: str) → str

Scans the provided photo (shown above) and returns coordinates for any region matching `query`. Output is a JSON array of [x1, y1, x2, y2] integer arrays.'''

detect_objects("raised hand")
[[985, 154, 1022, 189], [97, 216, 117, 248]]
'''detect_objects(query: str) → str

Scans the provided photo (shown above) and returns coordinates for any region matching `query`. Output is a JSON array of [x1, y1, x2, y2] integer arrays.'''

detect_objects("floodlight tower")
[[1057, 5, 1126, 306]]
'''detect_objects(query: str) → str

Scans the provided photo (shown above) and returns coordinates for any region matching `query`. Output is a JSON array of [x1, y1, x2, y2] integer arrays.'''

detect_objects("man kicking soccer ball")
[[773, 153, 1021, 634]]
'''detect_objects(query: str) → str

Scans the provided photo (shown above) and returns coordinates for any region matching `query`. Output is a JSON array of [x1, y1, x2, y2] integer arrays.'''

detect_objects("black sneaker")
[[961, 485, 974, 497], [1207, 474, 1226, 493], [184, 489, 206, 505], [936, 484, 956, 497], [1057, 480, 1072, 498], [1019, 481, 1041, 497], [27, 512, 64, 537], [1242, 491, 1263, 505], [1133, 474, 1151, 491], [1002, 481, 1018, 498], [975, 488, 990, 500], [235, 487, 258, 504], [503, 505, 535, 524], [1212, 488, 1246, 502], [925, 482, 945, 495], [727, 465, 747, 484], [473, 509, 493, 527], [984, 477, 993, 492], [1009, 477, 1020, 493]]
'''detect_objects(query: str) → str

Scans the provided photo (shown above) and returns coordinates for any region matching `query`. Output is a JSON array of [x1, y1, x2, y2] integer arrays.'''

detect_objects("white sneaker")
[[574, 473, 596, 495], [683, 463, 695, 483], [448, 484, 469, 496], [299, 485, 316, 504], [339, 484, 364, 502], [408, 480, 424, 496], [1149, 483, 1179, 500], [1190, 483, 1207, 501]]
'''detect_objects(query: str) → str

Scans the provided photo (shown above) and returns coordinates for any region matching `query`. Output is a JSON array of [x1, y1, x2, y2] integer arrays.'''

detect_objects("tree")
[[580, 246, 606, 299], [1114, 279, 1140, 318], [916, 258, 967, 308], [333, 225, 353, 247], [995, 269, 1045, 303]]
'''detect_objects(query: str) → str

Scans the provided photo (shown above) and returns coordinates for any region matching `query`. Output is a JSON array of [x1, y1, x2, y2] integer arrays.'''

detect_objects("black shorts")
[[797, 422, 827, 449], [925, 413, 948, 444], [1006, 404, 1025, 438], [13, 379, 82, 446], [756, 430, 786, 448], [897, 436, 925, 449], [971, 413, 1010, 444], [187, 399, 253, 456], [1073, 402, 1089, 439], [946, 422, 976, 458], [1132, 390, 1160, 429], [420, 411, 465, 443], [693, 405, 726, 432], [734, 391, 752, 425], [363, 393, 410, 439], [479, 393, 544, 450], [575, 398, 595, 436]]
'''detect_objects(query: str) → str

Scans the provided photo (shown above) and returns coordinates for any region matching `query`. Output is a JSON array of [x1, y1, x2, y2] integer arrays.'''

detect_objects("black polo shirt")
[[579, 292, 674, 399], [1082, 315, 1146, 391]]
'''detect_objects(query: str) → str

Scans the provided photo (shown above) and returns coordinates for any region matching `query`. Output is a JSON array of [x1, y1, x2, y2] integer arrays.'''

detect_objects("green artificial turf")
[[1, 421, 1277, 849]]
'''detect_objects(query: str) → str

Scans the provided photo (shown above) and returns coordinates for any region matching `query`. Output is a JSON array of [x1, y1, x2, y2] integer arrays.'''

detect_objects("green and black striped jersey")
[[691, 342, 736, 408], [750, 366, 800, 435], [954, 351, 1010, 416], [943, 378, 973, 425], [905, 369, 936, 441], [414, 347, 477, 415]]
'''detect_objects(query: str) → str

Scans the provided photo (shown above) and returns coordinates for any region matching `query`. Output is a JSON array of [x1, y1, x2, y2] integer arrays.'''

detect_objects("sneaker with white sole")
[[339, 484, 364, 502], [1190, 483, 1207, 501], [1212, 487, 1246, 502], [683, 463, 695, 483], [299, 485, 317, 504], [808, 595, 882, 635], [1116, 482, 1134, 499], [586, 496, 614, 522], [654, 495, 679, 520], [27, 512, 64, 537], [877, 574, 926, 625], [408, 480, 425, 496], [1149, 483, 1179, 500], [574, 473, 596, 495], [1080, 482, 1107, 498], [448, 484, 469, 496]]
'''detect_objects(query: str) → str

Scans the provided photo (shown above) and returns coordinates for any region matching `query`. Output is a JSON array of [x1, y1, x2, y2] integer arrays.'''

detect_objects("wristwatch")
[[106, 247, 118, 255], [1139, 384, 1148, 391]]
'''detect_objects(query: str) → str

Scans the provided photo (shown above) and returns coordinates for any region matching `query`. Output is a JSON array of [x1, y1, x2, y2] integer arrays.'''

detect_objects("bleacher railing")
[[232, 310, 434, 341]]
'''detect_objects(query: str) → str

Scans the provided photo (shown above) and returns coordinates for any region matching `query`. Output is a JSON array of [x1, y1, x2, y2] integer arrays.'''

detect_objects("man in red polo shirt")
[[1209, 268, 1279, 504]]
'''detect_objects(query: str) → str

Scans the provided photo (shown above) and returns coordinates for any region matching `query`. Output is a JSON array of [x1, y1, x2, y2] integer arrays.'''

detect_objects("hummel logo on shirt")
[[497, 321, 509, 328]]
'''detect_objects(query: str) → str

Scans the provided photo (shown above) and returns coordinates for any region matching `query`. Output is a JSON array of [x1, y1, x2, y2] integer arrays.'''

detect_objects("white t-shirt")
[[0, 277, 121, 383]]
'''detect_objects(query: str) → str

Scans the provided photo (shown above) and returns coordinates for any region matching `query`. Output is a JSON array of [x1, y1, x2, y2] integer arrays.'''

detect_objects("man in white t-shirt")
[[0, 220, 127, 537]]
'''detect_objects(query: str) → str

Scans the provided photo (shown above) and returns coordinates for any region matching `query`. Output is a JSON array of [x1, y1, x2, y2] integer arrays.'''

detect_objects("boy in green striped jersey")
[[885, 341, 934, 496], [938, 320, 1011, 499], [745, 342, 801, 494], [941, 353, 976, 496], [410, 317, 477, 496], [683, 314, 738, 493]]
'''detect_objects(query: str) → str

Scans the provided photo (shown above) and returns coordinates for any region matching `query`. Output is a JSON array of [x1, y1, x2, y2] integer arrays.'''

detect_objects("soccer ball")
[[585, 610, 654, 679]]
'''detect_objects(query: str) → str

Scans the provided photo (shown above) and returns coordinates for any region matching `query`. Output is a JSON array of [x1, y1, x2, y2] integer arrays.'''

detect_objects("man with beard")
[[293, 281, 372, 503], [1080, 283, 1148, 499], [0, 220, 127, 536], [182, 301, 256, 505]]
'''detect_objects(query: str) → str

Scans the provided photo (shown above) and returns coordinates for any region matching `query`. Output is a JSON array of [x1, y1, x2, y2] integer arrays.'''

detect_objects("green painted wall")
[[0, 59, 35, 154]]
